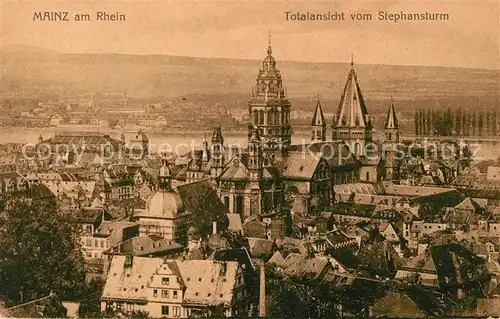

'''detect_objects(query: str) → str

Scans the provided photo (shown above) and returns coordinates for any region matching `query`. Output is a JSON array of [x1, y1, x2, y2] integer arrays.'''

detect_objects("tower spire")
[[351, 53, 354, 67], [385, 99, 399, 130], [267, 30, 272, 56], [311, 95, 326, 142]]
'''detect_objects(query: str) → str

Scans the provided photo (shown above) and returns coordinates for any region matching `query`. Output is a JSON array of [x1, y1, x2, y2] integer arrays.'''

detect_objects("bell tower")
[[383, 100, 400, 180], [248, 33, 292, 156], [210, 126, 225, 179], [332, 57, 373, 157], [248, 126, 263, 216], [201, 133, 209, 163], [311, 96, 326, 142]]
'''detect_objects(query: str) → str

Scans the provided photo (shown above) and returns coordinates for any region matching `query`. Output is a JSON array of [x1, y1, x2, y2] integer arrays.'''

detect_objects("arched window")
[[355, 143, 361, 156], [235, 195, 244, 218], [253, 110, 258, 125], [366, 172, 370, 181], [259, 110, 264, 125]]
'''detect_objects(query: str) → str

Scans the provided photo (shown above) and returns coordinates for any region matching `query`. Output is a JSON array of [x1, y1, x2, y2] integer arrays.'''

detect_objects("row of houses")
[[49, 113, 168, 128]]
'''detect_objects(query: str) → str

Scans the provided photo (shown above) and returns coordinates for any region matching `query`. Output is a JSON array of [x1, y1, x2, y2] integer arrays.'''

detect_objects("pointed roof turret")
[[267, 30, 272, 56], [311, 95, 326, 126], [334, 58, 369, 128], [385, 100, 399, 130], [211, 125, 224, 145], [262, 32, 276, 72]]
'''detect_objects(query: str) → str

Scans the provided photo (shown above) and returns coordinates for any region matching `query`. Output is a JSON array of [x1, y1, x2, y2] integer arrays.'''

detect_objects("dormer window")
[[162, 277, 170, 285]]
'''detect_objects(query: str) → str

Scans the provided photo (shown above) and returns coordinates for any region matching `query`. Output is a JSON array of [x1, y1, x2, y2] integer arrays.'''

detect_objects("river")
[[2, 126, 498, 161]]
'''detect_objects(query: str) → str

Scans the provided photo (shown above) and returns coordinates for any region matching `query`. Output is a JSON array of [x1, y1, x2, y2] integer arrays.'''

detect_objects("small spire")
[[267, 31, 272, 56], [311, 95, 326, 127], [385, 100, 399, 130], [350, 53, 354, 67]]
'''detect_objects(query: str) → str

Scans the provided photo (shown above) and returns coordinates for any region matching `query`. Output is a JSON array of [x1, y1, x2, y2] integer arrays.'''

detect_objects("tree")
[[493, 110, 498, 137], [455, 108, 462, 136], [265, 265, 340, 318], [131, 310, 151, 319], [0, 198, 86, 302], [472, 111, 477, 136], [478, 111, 484, 137], [460, 145, 473, 169], [78, 279, 105, 318], [414, 110, 420, 136]]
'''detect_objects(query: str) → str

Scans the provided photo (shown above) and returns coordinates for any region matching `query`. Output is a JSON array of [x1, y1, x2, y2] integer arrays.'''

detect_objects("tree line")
[[415, 108, 498, 137]]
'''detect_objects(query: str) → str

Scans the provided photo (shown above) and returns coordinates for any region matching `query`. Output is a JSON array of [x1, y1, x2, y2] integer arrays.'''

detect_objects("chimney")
[[212, 221, 217, 235], [259, 260, 266, 318]]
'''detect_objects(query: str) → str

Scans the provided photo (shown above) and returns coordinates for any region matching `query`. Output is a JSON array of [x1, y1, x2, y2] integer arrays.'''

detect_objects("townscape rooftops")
[[248, 237, 275, 258], [455, 197, 484, 212], [118, 235, 184, 256], [334, 182, 380, 195], [404, 253, 437, 274], [381, 182, 453, 197], [288, 140, 357, 166], [102, 256, 240, 307], [176, 259, 239, 307], [45, 131, 122, 147], [102, 255, 164, 302], [176, 179, 229, 236], [267, 250, 285, 267], [95, 220, 137, 236], [226, 213, 243, 234], [282, 151, 322, 180], [219, 163, 249, 181], [280, 253, 330, 279]]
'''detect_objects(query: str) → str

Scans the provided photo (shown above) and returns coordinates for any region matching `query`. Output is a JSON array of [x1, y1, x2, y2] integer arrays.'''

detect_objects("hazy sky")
[[1, 0, 499, 69]]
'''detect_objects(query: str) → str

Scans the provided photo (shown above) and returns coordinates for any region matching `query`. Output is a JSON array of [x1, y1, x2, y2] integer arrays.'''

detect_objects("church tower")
[[311, 96, 326, 142], [332, 58, 373, 157], [383, 100, 400, 180], [248, 34, 292, 155], [201, 134, 210, 163], [248, 126, 263, 216], [210, 126, 225, 179]]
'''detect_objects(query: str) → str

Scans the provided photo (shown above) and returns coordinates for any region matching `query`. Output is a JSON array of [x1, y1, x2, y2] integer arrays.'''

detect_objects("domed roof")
[[144, 190, 184, 219]]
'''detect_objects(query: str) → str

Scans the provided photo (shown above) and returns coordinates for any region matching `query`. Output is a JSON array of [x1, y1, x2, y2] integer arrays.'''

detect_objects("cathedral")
[[173, 38, 401, 220]]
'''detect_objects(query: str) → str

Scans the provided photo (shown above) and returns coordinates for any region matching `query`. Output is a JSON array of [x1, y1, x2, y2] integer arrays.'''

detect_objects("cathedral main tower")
[[332, 60, 373, 157], [248, 36, 292, 155]]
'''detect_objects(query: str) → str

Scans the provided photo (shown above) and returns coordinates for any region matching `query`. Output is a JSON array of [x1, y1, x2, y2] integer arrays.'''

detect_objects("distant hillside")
[[1, 44, 498, 102], [1, 44, 499, 135]]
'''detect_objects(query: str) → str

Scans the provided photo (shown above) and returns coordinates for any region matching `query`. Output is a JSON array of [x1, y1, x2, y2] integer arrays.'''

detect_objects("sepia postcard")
[[0, 0, 499, 318]]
